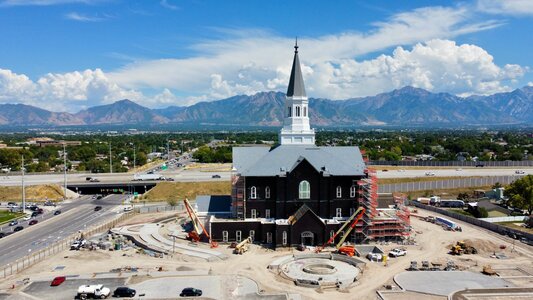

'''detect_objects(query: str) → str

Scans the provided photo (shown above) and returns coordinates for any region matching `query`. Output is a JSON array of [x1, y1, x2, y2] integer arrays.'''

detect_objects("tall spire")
[[286, 38, 306, 98]]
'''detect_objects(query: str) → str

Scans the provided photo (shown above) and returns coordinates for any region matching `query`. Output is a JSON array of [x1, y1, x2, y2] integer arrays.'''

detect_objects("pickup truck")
[[389, 248, 407, 257], [77, 284, 110, 299]]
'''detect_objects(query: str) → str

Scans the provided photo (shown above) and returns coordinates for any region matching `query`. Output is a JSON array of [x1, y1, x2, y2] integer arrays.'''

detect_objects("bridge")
[[67, 181, 157, 195]]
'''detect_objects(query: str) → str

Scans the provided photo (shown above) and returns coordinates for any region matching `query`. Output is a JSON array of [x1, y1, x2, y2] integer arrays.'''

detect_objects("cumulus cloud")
[[65, 12, 107, 22], [477, 0, 533, 16]]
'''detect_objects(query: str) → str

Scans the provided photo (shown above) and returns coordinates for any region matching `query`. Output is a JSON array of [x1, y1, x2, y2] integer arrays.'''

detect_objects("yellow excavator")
[[234, 237, 252, 254]]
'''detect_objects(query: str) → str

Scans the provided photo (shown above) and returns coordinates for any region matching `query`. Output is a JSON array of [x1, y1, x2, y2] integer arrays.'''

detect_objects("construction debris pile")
[[450, 241, 478, 256]]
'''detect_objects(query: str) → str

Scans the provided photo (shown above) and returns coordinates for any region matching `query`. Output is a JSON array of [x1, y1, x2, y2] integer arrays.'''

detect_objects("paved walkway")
[[112, 223, 227, 261]]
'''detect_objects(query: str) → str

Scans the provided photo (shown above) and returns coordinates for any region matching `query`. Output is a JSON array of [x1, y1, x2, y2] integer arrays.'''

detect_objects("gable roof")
[[233, 145, 366, 177], [288, 204, 323, 225]]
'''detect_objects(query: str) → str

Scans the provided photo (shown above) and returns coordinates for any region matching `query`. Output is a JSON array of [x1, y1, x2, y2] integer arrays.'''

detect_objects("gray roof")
[[286, 45, 306, 97], [195, 195, 232, 213], [233, 145, 366, 177]]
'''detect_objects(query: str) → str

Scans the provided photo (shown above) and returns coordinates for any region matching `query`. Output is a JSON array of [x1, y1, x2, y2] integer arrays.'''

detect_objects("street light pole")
[[21, 155, 25, 214], [63, 143, 67, 201], [109, 142, 112, 174]]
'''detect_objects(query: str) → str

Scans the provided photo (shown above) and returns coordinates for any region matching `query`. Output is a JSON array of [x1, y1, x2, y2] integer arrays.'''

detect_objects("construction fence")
[[369, 160, 533, 167], [0, 212, 134, 279], [412, 201, 533, 242], [378, 175, 522, 193], [137, 204, 184, 214]]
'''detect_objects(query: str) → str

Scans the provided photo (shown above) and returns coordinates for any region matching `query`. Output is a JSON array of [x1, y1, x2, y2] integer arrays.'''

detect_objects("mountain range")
[[0, 86, 532, 127]]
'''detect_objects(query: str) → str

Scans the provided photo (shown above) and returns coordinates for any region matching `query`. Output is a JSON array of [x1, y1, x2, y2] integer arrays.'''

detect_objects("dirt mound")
[[0, 184, 65, 201], [447, 239, 501, 254], [141, 181, 230, 202]]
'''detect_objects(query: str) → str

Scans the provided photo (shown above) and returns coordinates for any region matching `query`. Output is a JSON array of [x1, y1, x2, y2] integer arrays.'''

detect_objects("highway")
[[377, 167, 533, 178], [0, 194, 128, 267]]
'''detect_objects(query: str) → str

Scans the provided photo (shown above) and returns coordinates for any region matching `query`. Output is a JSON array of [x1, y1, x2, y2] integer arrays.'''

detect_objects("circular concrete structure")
[[272, 254, 363, 288]]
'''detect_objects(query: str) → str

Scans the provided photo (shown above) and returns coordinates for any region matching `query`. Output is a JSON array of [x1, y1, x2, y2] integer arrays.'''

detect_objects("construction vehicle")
[[315, 207, 366, 256], [234, 237, 252, 254], [183, 198, 218, 248], [482, 265, 497, 276], [450, 241, 477, 255]]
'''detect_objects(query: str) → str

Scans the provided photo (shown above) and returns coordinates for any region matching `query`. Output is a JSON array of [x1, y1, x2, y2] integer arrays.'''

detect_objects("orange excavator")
[[183, 198, 218, 248], [316, 207, 366, 256]]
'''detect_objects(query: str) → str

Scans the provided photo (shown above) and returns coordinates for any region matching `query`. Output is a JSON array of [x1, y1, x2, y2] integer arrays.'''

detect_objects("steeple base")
[[279, 129, 316, 145]]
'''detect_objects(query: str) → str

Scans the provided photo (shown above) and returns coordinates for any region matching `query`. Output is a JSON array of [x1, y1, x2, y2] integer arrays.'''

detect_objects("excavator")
[[183, 198, 218, 248], [315, 207, 366, 256]]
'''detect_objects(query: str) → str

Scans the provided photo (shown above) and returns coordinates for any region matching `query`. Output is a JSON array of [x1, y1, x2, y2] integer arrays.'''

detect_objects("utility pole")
[[63, 143, 67, 201], [133, 144, 136, 171], [109, 142, 113, 174], [21, 155, 25, 214], [167, 138, 170, 162]]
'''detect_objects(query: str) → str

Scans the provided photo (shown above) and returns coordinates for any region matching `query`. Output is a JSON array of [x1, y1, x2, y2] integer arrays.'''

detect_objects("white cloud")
[[160, 0, 178, 10], [65, 12, 106, 22], [477, 0, 533, 16]]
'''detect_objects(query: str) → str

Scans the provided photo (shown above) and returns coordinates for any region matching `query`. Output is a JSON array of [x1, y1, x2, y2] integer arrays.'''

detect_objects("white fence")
[[479, 216, 527, 223], [378, 175, 522, 193]]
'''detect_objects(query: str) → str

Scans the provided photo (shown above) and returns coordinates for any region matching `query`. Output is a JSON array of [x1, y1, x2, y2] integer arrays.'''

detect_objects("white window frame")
[[249, 230, 255, 242], [250, 186, 257, 199], [266, 232, 272, 244], [222, 231, 228, 242], [265, 209, 271, 219], [299, 180, 310, 199], [336, 186, 342, 198], [282, 231, 288, 246], [236, 230, 242, 242], [336, 208, 342, 218], [295, 106, 301, 117], [350, 185, 356, 198], [251, 209, 257, 219], [265, 186, 270, 199]]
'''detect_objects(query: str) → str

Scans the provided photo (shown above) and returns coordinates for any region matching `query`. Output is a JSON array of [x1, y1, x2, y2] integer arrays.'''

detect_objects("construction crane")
[[234, 237, 252, 254], [315, 207, 366, 256], [183, 198, 218, 248]]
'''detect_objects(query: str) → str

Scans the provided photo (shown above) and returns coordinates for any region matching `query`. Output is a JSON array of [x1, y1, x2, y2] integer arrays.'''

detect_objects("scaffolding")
[[231, 173, 245, 219]]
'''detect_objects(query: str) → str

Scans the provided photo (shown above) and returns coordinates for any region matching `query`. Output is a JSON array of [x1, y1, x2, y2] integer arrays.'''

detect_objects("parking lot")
[[24, 277, 126, 300]]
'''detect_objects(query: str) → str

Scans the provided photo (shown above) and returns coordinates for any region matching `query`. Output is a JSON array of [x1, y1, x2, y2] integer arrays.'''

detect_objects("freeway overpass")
[[67, 182, 157, 195]]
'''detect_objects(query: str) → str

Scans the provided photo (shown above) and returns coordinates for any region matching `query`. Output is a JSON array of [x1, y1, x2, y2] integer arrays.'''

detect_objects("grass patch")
[[448, 209, 475, 217], [0, 184, 65, 202], [0, 211, 24, 224], [139, 181, 231, 202], [406, 186, 491, 199]]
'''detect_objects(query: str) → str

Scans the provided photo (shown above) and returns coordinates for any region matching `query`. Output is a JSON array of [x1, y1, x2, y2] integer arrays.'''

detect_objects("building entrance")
[[301, 231, 314, 246]]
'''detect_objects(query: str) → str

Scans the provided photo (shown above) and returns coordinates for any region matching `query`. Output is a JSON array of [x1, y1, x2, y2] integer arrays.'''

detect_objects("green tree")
[[505, 175, 533, 215]]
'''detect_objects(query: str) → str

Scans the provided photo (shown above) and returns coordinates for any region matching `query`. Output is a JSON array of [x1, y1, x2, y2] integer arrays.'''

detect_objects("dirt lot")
[[2, 207, 532, 300], [140, 181, 230, 202], [0, 184, 65, 202]]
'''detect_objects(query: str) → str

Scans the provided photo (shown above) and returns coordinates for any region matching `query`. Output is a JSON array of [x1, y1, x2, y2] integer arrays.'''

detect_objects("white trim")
[[265, 209, 271, 219], [251, 209, 257, 219], [266, 232, 272, 244], [336, 208, 342, 218], [299, 180, 310, 199], [249, 230, 255, 242], [350, 185, 356, 198], [282, 231, 288, 246], [250, 186, 257, 199], [222, 231, 228, 242], [236, 230, 242, 242], [336, 186, 342, 198], [265, 186, 270, 199]]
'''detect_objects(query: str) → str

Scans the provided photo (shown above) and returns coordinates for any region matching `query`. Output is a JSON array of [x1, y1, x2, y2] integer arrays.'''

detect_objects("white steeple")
[[279, 40, 316, 145]]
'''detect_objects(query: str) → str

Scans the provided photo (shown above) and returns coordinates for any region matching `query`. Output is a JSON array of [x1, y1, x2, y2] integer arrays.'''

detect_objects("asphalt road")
[[377, 167, 533, 179], [0, 194, 128, 267]]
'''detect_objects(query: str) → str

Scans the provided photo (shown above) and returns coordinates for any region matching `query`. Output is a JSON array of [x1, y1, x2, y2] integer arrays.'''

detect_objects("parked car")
[[113, 287, 136, 298], [50, 276, 66, 286], [22, 215, 31, 221], [31, 211, 39, 218], [367, 252, 382, 261], [36, 208, 44, 214], [211, 174, 221, 178], [94, 206, 103, 211], [96, 195, 103, 200], [9, 220, 18, 226], [70, 239, 86, 250], [389, 248, 407, 257], [54, 210, 61, 215], [123, 206, 133, 212], [14, 226, 23, 232], [29, 219, 38, 225], [180, 288, 202, 297]]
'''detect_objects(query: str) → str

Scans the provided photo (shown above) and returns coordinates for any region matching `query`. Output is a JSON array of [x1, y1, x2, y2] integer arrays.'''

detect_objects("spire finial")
[[294, 37, 298, 53]]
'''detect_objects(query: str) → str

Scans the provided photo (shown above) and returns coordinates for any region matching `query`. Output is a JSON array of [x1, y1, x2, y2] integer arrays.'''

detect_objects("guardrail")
[[378, 175, 522, 193], [411, 201, 533, 241], [369, 160, 533, 167], [0, 212, 135, 279]]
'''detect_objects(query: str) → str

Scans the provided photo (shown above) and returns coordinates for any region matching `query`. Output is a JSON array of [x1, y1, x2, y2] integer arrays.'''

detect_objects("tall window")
[[336, 208, 342, 218], [265, 209, 271, 219], [250, 186, 257, 199], [295, 106, 301, 117], [303, 106, 307, 117], [299, 180, 310, 199], [288, 106, 292, 117], [265, 186, 270, 199], [336, 186, 342, 198], [236, 230, 242, 242], [266, 232, 272, 244], [250, 230, 255, 242], [350, 185, 357, 198], [251, 209, 257, 219], [282, 231, 288, 246], [222, 231, 228, 242]]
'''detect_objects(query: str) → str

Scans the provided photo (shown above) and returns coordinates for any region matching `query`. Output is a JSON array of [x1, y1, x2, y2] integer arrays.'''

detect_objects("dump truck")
[[77, 284, 111, 299]]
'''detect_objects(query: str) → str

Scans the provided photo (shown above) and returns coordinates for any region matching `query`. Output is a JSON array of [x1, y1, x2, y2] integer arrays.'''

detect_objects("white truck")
[[77, 284, 111, 299], [132, 173, 164, 181]]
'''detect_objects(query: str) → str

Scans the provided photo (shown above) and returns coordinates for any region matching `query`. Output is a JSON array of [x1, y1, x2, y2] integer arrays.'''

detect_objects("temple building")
[[208, 43, 409, 247]]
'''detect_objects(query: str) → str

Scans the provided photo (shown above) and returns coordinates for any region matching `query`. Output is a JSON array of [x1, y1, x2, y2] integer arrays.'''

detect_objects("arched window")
[[250, 186, 257, 199], [282, 231, 288, 246], [288, 106, 292, 117], [336, 186, 342, 198], [295, 106, 301, 117], [350, 185, 357, 198], [303, 106, 307, 117], [299, 180, 310, 199], [265, 186, 270, 199]]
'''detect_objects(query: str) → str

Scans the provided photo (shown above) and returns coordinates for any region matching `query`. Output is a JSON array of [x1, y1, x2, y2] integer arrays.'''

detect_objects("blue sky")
[[0, 0, 531, 112]]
